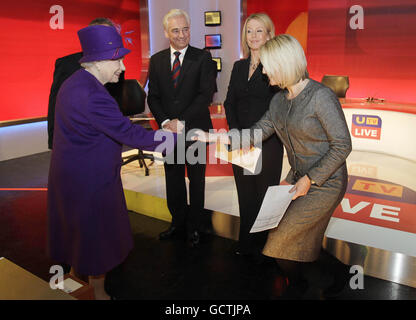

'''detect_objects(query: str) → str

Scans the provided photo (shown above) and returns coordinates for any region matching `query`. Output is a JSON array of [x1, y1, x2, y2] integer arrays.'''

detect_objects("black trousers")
[[164, 141, 207, 232], [232, 135, 283, 255]]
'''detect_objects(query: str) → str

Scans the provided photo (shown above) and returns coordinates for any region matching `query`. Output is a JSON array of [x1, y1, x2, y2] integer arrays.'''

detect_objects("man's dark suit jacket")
[[147, 45, 216, 132], [47, 52, 125, 149], [47, 52, 83, 149]]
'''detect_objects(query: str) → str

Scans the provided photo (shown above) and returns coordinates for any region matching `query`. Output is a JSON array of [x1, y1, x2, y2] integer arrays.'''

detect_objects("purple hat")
[[77, 25, 131, 63]]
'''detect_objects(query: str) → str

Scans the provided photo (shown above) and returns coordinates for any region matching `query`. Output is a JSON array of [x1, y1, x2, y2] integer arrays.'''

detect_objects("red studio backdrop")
[[0, 0, 142, 122], [247, 0, 416, 104], [247, 0, 309, 52], [2, 1, 416, 122]]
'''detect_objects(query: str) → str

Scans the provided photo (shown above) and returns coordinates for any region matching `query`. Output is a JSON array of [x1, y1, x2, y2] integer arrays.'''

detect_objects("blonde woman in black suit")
[[223, 13, 283, 263]]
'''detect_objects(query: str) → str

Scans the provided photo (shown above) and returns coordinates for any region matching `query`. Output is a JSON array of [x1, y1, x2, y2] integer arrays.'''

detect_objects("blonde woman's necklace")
[[250, 61, 259, 71]]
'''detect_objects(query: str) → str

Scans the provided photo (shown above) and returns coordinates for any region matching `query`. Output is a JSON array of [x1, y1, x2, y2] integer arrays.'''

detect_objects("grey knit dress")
[[231, 79, 352, 262]]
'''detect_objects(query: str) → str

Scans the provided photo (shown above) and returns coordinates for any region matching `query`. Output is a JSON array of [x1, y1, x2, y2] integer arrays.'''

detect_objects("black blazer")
[[224, 58, 280, 130], [147, 46, 216, 132], [47, 52, 125, 149], [47, 52, 83, 149]]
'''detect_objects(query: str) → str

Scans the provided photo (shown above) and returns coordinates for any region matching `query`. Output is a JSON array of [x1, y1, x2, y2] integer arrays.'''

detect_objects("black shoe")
[[323, 282, 347, 298], [233, 244, 249, 256], [249, 252, 266, 265], [281, 277, 309, 300], [233, 244, 242, 255], [323, 275, 349, 298], [323, 265, 350, 298], [159, 226, 185, 240], [187, 230, 200, 247], [234, 248, 266, 265]]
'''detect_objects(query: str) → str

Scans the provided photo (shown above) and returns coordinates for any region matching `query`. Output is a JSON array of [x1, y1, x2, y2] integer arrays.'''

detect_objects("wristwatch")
[[306, 173, 316, 185]]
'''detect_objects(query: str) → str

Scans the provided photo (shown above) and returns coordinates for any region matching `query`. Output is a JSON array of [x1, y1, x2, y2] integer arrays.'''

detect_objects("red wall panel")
[[247, 0, 416, 103], [247, 0, 309, 51], [0, 0, 142, 122], [247, 0, 308, 35], [306, 0, 416, 103]]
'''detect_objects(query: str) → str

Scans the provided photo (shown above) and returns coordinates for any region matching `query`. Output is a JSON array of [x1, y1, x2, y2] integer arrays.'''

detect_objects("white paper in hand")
[[250, 185, 294, 233], [62, 278, 83, 293], [214, 144, 261, 174]]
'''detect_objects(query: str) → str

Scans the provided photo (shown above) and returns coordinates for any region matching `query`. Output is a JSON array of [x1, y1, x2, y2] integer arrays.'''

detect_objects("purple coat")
[[47, 69, 173, 276]]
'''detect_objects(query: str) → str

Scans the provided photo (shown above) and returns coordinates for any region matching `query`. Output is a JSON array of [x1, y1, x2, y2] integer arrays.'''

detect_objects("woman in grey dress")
[[255, 34, 352, 297], [194, 34, 352, 297]]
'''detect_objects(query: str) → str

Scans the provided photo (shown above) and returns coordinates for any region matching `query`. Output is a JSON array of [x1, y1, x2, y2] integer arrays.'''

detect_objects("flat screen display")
[[205, 34, 221, 49], [204, 11, 221, 26]]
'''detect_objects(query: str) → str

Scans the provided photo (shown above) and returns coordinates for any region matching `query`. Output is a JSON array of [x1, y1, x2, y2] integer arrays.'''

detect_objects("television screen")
[[205, 11, 221, 26], [212, 57, 222, 72], [205, 34, 221, 49]]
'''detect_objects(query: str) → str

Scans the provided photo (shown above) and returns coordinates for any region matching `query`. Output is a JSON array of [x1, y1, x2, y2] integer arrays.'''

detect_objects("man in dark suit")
[[47, 18, 124, 149], [147, 9, 216, 247]]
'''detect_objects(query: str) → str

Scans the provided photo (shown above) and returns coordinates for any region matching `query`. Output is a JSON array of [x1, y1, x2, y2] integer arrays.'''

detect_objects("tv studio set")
[[0, 0, 415, 311]]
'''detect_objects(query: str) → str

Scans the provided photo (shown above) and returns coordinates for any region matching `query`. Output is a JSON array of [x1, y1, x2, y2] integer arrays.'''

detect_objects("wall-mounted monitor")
[[212, 57, 222, 72], [205, 34, 221, 49], [204, 11, 221, 26]]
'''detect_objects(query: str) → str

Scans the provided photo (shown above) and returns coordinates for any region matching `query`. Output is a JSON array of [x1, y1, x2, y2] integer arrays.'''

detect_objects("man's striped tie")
[[172, 51, 181, 88]]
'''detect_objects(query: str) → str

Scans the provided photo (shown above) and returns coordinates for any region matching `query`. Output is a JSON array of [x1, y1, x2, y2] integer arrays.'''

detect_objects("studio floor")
[[1, 151, 416, 301]]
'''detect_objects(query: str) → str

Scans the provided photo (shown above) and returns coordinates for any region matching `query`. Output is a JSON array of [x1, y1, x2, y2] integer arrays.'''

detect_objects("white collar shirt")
[[170, 46, 188, 69], [160, 46, 189, 128]]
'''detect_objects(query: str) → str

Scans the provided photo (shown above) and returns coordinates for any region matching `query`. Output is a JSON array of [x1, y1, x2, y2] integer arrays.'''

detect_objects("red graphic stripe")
[[0, 188, 48, 191], [333, 193, 416, 234]]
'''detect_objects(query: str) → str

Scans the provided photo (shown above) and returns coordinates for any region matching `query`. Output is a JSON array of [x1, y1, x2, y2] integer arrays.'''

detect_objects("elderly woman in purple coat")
[[47, 25, 177, 300]]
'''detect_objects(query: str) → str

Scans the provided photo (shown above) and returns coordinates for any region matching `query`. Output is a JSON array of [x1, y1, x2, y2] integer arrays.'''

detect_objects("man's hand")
[[191, 130, 230, 144], [191, 129, 209, 142], [162, 119, 184, 134]]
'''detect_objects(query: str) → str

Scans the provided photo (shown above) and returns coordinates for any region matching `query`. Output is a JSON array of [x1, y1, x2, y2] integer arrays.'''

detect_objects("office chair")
[[108, 79, 154, 175], [321, 75, 349, 98]]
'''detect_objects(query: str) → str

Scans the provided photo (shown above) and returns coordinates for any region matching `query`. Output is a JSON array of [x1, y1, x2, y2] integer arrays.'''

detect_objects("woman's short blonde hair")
[[260, 34, 307, 89], [241, 13, 275, 59], [163, 9, 190, 31]]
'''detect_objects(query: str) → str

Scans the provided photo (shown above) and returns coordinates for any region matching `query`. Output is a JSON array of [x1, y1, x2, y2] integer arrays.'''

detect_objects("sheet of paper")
[[214, 144, 261, 174], [250, 185, 294, 233], [62, 278, 83, 293]]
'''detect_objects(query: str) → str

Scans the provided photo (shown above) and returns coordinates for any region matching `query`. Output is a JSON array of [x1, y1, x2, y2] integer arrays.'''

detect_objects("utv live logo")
[[351, 114, 382, 140]]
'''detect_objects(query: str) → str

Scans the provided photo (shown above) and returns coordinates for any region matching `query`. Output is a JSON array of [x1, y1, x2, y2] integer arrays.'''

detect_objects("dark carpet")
[[1, 151, 416, 304]]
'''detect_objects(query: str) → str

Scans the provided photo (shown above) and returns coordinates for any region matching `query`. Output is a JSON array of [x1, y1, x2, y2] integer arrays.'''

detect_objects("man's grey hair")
[[163, 9, 190, 30]]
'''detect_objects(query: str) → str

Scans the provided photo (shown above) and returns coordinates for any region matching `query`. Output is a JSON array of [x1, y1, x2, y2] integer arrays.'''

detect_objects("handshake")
[[161, 119, 230, 145], [191, 129, 230, 145]]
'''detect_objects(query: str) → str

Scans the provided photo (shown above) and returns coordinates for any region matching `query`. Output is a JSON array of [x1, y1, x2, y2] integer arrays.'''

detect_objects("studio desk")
[[322, 98, 416, 288], [207, 99, 416, 161], [340, 98, 416, 161]]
